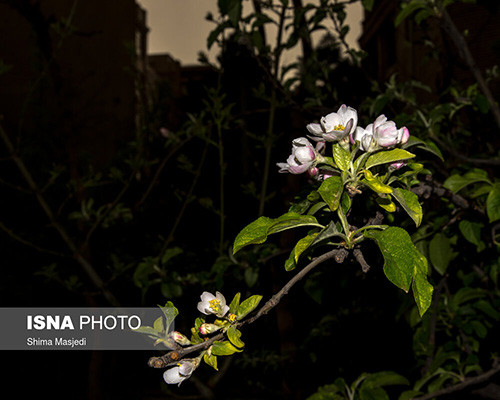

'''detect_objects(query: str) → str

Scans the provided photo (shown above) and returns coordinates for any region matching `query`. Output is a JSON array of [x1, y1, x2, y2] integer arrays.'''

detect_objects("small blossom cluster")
[[163, 291, 232, 386], [277, 105, 410, 177]]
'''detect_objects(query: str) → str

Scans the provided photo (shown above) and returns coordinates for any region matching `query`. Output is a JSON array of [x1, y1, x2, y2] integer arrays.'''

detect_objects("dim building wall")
[[0, 0, 144, 169]]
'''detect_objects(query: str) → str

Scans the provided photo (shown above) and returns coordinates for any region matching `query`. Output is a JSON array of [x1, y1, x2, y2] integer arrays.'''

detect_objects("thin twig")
[[0, 122, 120, 306], [148, 248, 345, 368], [438, 9, 500, 131], [411, 358, 500, 400]]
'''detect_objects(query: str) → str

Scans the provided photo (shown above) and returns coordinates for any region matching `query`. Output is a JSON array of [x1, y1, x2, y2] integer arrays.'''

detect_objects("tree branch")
[[0, 122, 120, 306], [411, 358, 500, 400], [148, 248, 346, 368], [438, 8, 500, 131]]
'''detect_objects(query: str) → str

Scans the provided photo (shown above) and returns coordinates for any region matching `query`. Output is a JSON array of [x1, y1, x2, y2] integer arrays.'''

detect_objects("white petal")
[[292, 137, 311, 147], [215, 291, 226, 306], [322, 112, 342, 131], [200, 291, 215, 302], [197, 301, 209, 315], [306, 123, 323, 135], [164, 367, 184, 385]]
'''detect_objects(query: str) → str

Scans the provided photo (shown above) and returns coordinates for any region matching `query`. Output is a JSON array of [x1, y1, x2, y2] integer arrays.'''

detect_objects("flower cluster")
[[163, 291, 234, 386], [276, 105, 410, 177]]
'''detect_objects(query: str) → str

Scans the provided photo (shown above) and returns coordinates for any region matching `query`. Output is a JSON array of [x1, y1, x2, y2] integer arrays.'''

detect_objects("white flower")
[[277, 137, 322, 174], [351, 114, 409, 151], [197, 291, 229, 318], [163, 358, 199, 386], [306, 105, 358, 142]]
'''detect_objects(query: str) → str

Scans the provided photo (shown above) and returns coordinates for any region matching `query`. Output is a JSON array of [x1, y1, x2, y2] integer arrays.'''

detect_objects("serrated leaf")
[[227, 325, 245, 348], [211, 340, 243, 356], [318, 176, 344, 211], [365, 227, 433, 316], [365, 148, 416, 170], [392, 188, 423, 227], [237, 295, 263, 319], [429, 233, 451, 275], [332, 143, 351, 172], [233, 216, 273, 254]]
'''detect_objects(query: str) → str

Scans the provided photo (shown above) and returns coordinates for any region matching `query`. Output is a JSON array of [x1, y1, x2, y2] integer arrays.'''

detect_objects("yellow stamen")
[[228, 313, 237, 322], [333, 124, 345, 131], [209, 299, 221, 311]]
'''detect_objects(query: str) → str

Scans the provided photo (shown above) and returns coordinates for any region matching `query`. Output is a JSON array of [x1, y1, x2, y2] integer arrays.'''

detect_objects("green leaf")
[[227, 325, 245, 348], [359, 387, 389, 400], [332, 143, 351, 172], [392, 188, 423, 227], [395, 0, 426, 27], [211, 340, 243, 356], [203, 352, 218, 370], [362, 169, 393, 194], [429, 233, 452, 275], [294, 233, 319, 262], [398, 390, 423, 400], [318, 176, 344, 211], [365, 227, 433, 316], [487, 185, 500, 222], [153, 316, 164, 334], [267, 212, 321, 235], [365, 148, 416, 170], [459, 220, 484, 250], [233, 213, 321, 253], [376, 196, 397, 212], [228, 293, 241, 314], [237, 294, 263, 319], [233, 216, 273, 254], [365, 228, 414, 292], [361, 371, 410, 389], [159, 302, 178, 331], [443, 169, 491, 193], [311, 220, 347, 247], [284, 250, 297, 271], [411, 263, 434, 318]]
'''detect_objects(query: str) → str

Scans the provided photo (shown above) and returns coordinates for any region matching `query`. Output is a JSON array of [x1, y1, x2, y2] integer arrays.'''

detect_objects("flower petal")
[[306, 123, 323, 135], [164, 367, 185, 385]]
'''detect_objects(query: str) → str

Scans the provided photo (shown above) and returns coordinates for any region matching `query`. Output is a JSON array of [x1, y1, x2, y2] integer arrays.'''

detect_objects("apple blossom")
[[277, 137, 324, 174], [306, 104, 358, 142], [197, 291, 229, 318], [351, 114, 409, 151], [163, 358, 200, 386]]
